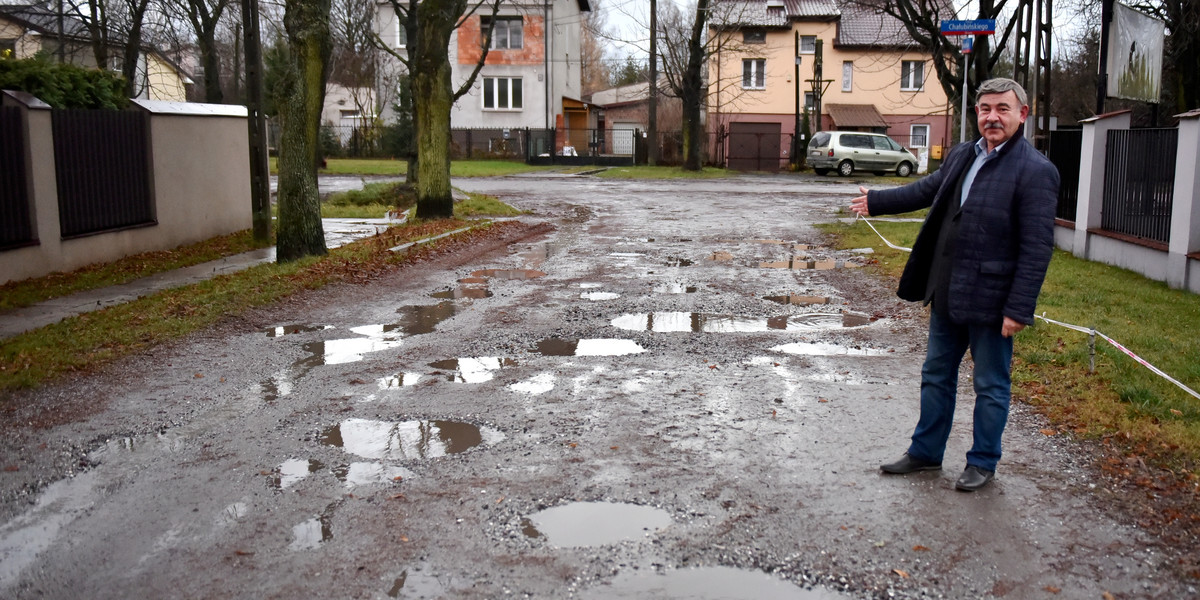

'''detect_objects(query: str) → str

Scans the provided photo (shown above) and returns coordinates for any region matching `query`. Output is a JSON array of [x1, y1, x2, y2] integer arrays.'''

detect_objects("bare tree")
[[170, 0, 234, 103], [579, 0, 610, 95], [374, 0, 502, 219], [274, 0, 332, 261]]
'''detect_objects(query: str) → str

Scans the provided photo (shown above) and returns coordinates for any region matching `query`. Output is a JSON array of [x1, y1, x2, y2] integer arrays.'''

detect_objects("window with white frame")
[[483, 77, 523, 109], [394, 18, 407, 48], [804, 92, 815, 111], [910, 124, 930, 147], [481, 17, 523, 50], [842, 61, 852, 92], [900, 61, 924, 91], [742, 58, 766, 89], [799, 35, 817, 54]]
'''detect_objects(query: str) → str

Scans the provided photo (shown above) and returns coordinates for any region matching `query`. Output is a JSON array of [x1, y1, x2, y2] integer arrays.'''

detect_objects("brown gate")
[[727, 122, 782, 171]]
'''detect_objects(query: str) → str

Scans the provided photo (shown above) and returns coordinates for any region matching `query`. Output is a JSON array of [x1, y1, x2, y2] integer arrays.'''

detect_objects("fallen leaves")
[[893, 569, 910, 579]]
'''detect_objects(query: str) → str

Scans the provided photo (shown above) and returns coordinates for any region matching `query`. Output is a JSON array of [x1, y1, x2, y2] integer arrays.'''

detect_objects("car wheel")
[[896, 162, 913, 177], [837, 160, 854, 177], [814, 168, 829, 176]]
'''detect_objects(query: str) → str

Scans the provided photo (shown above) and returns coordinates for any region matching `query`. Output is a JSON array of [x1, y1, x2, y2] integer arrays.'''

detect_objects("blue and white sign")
[[961, 36, 974, 54], [940, 19, 996, 35]]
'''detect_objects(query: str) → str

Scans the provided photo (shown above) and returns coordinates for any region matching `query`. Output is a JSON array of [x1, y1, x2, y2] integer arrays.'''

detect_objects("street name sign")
[[940, 19, 996, 35]]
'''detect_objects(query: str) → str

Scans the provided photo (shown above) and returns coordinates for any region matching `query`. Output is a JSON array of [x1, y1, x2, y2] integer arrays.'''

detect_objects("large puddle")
[[430, 287, 493, 300], [320, 418, 504, 460], [289, 303, 461, 369], [534, 337, 646, 356], [523, 502, 672, 547], [763, 295, 829, 306], [610, 312, 870, 332], [428, 357, 518, 383], [578, 566, 846, 599]]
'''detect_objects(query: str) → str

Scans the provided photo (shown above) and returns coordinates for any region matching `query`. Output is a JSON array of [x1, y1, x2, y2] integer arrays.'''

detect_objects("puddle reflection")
[[320, 418, 503, 459], [331, 462, 414, 488], [430, 288, 493, 300], [428, 357, 517, 383], [378, 372, 424, 389], [655, 282, 698, 294], [611, 312, 870, 332], [534, 337, 646, 356], [760, 258, 839, 270], [272, 458, 324, 490], [264, 324, 333, 337], [524, 502, 672, 547], [289, 503, 336, 551], [764, 295, 829, 306], [581, 291, 621, 301]]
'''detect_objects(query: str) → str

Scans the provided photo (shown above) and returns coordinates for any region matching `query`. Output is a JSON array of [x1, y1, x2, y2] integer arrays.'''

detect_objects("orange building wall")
[[458, 16, 546, 65]]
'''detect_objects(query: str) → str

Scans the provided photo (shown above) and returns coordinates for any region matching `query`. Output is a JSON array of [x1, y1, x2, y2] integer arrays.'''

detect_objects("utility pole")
[[648, 0, 658, 166], [241, 0, 271, 242], [792, 32, 801, 169], [1097, 0, 1114, 114], [813, 39, 824, 131]]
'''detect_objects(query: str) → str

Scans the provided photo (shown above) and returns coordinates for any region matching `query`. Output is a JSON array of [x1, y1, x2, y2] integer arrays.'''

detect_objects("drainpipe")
[[545, 0, 551, 130]]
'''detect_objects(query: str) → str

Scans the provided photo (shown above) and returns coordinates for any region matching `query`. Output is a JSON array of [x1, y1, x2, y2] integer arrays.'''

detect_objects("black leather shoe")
[[954, 465, 995, 492], [880, 453, 942, 474]]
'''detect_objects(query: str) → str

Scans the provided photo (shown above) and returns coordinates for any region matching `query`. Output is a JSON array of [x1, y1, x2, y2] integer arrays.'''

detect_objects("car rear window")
[[809, 132, 831, 148]]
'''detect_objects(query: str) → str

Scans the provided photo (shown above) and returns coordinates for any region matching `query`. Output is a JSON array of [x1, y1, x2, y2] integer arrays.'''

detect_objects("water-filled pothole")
[[264, 324, 334, 337], [764, 295, 830, 306], [470, 268, 546, 280], [293, 304, 459, 369], [272, 458, 325, 490], [320, 418, 503, 459], [378, 372, 424, 388], [665, 257, 694, 267], [581, 291, 621, 301], [331, 462, 414, 488], [523, 502, 672, 547], [760, 258, 840, 270], [656, 282, 698, 294], [430, 287, 493, 300], [428, 357, 517, 383], [578, 566, 846, 599], [289, 503, 336, 551], [534, 337, 646, 356], [610, 312, 870, 332]]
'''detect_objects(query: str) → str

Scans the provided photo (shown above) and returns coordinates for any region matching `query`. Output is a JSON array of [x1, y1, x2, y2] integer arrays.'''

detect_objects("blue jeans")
[[907, 310, 1014, 472]]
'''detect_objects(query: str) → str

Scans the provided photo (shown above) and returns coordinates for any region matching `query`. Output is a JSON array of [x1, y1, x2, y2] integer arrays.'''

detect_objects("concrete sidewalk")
[[0, 218, 399, 340]]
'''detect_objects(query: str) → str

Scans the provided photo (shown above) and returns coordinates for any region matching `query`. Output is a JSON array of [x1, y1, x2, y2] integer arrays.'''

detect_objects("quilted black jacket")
[[866, 130, 1060, 326]]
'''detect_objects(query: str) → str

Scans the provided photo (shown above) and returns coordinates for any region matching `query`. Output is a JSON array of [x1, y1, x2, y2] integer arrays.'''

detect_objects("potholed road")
[[0, 173, 1187, 599]]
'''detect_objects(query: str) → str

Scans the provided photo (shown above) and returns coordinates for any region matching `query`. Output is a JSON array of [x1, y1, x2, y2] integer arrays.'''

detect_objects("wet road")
[[0, 174, 1189, 599]]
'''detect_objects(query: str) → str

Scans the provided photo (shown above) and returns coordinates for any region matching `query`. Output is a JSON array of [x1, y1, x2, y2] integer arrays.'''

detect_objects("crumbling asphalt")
[[0, 172, 1193, 599]]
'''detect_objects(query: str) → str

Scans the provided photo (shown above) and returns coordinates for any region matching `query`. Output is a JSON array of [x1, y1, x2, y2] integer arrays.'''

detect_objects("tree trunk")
[[199, 32, 224, 104], [411, 0, 462, 219], [275, 0, 332, 263], [680, 0, 708, 171]]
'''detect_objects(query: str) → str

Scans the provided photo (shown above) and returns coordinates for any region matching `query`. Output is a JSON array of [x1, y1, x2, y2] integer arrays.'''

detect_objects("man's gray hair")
[[976, 78, 1028, 106]]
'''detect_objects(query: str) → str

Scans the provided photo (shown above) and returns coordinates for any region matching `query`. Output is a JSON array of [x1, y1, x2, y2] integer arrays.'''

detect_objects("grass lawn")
[[269, 157, 570, 177], [819, 213, 1200, 473]]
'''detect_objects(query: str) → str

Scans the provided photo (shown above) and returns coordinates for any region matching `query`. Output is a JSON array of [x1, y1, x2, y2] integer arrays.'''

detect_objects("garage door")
[[612, 123, 638, 156], [727, 122, 782, 171]]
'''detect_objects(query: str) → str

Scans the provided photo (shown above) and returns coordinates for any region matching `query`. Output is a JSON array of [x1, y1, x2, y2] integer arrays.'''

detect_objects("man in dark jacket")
[[849, 78, 1059, 491]]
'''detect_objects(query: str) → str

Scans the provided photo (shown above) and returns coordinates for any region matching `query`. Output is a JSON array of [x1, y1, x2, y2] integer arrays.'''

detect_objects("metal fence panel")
[[1048, 129, 1083, 221], [1102, 128, 1176, 243], [52, 109, 154, 238], [0, 106, 34, 250]]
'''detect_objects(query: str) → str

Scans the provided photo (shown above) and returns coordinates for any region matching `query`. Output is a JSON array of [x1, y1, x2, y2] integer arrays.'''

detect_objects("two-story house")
[[374, 0, 591, 156], [0, 2, 190, 102], [708, 0, 951, 170]]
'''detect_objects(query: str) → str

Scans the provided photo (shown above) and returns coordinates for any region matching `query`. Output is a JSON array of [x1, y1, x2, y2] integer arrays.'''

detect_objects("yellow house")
[[709, 0, 952, 169], [0, 3, 190, 102]]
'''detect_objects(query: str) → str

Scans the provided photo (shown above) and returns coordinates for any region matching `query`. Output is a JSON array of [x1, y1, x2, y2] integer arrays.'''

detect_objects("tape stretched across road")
[[856, 216, 1200, 401], [1035, 314, 1200, 402], [857, 215, 912, 252]]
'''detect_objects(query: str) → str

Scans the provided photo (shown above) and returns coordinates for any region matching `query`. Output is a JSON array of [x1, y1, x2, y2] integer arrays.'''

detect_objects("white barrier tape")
[[857, 214, 912, 252], [1036, 313, 1200, 402]]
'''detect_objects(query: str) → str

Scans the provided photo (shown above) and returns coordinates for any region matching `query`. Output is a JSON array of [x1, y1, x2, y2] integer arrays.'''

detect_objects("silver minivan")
[[807, 131, 916, 177]]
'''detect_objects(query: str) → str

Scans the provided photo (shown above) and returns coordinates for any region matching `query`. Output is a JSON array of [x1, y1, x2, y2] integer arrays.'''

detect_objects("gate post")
[[1074, 110, 1130, 260], [1168, 110, 1200, 291]]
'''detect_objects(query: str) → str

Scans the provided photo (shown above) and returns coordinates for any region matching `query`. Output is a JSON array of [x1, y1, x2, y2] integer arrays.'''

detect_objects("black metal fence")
[[0, 106, 34, 250], [1048, 128, 1083, 221], [52, 109, 154, 238], [1102, 128, 1176, 243]]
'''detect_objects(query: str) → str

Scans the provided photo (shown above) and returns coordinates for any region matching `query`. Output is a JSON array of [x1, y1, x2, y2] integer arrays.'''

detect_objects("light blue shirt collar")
[[961, 137, 1008, 205]]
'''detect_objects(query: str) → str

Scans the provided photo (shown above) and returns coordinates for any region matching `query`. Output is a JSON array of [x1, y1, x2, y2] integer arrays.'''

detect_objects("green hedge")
[[0, 54, 128, 109]]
